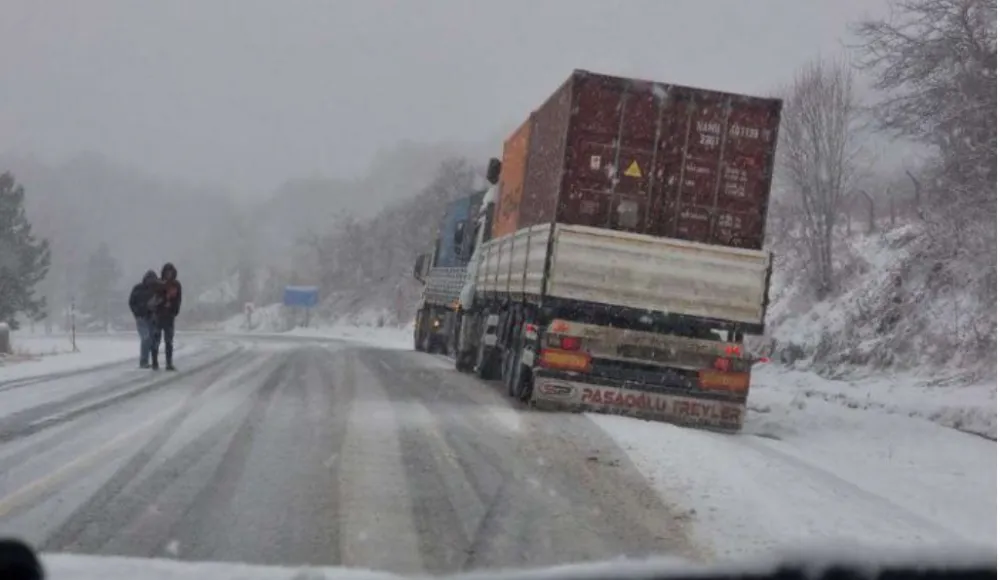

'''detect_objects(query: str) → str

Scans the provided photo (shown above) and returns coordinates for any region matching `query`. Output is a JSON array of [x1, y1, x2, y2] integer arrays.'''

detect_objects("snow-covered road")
[[0, 334, 700, 575], [0, 332, 993, 578]]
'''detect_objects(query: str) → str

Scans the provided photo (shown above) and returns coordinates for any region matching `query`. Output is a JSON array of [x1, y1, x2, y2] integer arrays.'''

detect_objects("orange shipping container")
[[492, 117, 532, 238]]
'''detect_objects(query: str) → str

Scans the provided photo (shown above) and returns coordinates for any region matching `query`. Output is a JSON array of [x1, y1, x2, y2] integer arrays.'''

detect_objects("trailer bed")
[[476, 223, 770, 329]]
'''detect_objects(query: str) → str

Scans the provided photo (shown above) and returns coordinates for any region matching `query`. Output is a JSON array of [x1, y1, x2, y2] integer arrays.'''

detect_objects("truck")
[[416, 70, 782, 431], [412, 190, 486, 353]]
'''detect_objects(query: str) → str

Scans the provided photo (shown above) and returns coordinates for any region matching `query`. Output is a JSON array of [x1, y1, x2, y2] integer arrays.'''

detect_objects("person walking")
[[127, 270, 160, 368], [151, 262, 182, 371]]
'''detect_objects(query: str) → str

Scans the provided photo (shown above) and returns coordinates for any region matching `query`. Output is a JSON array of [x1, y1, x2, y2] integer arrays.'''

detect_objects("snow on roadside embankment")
[[0, 333, 140, 382], [591, 364, 996, 561], [219, 303, 414, 350], [764, 224, 995, 377]]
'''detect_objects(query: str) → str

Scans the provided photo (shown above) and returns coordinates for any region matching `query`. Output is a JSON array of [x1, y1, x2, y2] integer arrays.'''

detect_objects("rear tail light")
[[560, 336, 582, 351], [724, 344, 742, 356], [550, 320, 571, 334], [713, 357, 732, 372]]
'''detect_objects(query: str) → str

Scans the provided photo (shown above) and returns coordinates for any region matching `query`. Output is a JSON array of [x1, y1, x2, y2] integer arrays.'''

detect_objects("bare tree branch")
[[777, 58, 866, 297]]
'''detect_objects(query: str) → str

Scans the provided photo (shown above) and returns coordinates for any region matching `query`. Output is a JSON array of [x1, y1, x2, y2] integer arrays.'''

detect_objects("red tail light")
[[725, 344, 742, 356], [713, 357, 732, 372], [560, 336, 582, 351]]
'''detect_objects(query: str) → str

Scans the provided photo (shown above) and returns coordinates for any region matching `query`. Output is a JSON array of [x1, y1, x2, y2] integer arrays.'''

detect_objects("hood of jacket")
[[161, 262, 177, 281]]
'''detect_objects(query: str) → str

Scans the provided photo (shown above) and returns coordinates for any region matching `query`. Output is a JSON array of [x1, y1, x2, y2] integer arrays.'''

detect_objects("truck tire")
[[413, 309, 427, 352], [474, 336, 499, 380], [422, 327, 436, 353], [502, 313, 535, 402], [455, 352, 474, 372], [502, 341, 518, 397], [503, 327, 532, 401], [512, 354, 533, 402]]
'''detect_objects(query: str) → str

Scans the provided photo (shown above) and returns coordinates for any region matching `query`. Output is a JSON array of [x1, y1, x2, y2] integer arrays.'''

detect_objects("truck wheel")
[[413, 310, 426, 352], [474, 337, 499, 380], [512, 354, 533, 402], [455, 350, 474, 372], [504, 342, 532, 401], [502, 346, 517, 396], [504, 318, 533, 401]]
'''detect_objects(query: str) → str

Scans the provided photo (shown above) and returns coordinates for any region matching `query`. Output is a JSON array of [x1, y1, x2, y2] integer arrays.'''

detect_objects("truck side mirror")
[[413, 254, 427, 282], [486, 158, 502, 185]]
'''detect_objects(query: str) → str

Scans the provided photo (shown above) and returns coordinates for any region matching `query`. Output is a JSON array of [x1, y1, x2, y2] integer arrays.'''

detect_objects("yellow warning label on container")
[[624, 160, 642, 178]]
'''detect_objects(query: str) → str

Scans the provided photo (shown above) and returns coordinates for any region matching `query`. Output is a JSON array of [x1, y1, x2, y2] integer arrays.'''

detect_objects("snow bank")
[[221, 303, 288, 333], [749, 364, 996, 439], [765, 224, 995, 376], [591, 365, 997, 561], [0, 333, 139, 382]]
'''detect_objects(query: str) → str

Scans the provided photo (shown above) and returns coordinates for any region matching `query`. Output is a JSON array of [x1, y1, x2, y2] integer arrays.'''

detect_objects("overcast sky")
[[1, 0, 884, 194]]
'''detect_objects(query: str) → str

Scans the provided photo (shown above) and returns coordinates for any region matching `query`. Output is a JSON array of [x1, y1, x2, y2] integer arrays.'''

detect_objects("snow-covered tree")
[[854, 0, 996, 211], [0, 172, 51, 329], [853, 0, 997, 363], [777, 58, 866, 298]]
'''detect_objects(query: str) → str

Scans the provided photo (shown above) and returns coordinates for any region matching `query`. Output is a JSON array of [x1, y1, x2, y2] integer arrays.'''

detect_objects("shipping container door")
[[656, 89, 730, 246], [713, 100, 780, 249], [559, 73, 660, 234], [655, 90, 779, 249]]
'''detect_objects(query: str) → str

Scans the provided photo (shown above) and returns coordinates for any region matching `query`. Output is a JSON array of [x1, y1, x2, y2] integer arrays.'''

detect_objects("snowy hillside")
[[764, 222, 995, 378]]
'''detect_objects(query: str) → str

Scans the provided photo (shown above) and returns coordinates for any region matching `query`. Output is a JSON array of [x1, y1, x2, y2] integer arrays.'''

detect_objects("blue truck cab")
[[412, 188, 486, 353]]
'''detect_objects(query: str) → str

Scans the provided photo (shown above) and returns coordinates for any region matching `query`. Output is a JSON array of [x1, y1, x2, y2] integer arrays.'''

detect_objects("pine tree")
[[0, 172, 52, 329]]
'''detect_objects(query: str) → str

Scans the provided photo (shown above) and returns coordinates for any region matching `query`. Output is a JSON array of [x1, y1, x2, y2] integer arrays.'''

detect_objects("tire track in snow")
[[34, 349, 269, 552]]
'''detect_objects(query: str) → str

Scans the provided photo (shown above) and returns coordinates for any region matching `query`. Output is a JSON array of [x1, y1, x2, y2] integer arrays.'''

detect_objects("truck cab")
[[411, 173, 493, 354]]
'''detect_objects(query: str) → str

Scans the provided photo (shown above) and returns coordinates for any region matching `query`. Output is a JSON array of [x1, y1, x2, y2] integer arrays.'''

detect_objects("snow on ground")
[[43, 552, 399, 580], [40, 546, 993, 579], [283, 324, 413, 350], [219, 303, 414, 350], [220, 303, 287, 333], [747, 364, 996, 439], [591, 364, 997, 562], [0, 333, 140, 382]]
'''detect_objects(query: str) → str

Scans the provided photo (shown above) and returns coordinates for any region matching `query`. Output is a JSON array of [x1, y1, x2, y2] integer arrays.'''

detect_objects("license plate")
[[617, 343, 675, 362]]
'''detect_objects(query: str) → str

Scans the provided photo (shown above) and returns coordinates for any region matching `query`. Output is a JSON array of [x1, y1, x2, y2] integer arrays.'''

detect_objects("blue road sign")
[[283, 286, 319, 308]]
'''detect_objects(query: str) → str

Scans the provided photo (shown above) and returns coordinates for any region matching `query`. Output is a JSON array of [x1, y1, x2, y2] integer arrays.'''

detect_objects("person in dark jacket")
[[151, 262, 182, 371], [128, 270, 160, 368]]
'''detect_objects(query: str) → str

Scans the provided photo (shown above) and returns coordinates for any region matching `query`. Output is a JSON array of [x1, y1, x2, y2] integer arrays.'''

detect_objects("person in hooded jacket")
[[151, 262, 182, 371], [128, 270, 161, 368]]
